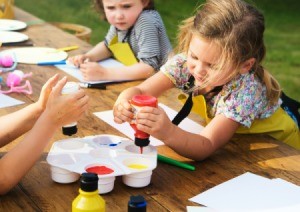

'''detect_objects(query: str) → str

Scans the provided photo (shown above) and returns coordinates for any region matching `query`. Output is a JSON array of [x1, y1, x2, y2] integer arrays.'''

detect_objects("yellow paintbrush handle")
[[57, 45, 79, 52]]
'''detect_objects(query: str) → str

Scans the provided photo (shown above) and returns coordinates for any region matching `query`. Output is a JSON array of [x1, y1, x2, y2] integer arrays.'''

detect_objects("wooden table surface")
[[1, 7, 300, 212]]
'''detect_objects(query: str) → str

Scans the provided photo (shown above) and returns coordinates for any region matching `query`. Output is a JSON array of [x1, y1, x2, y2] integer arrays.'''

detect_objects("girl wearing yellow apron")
[[113, 0, 300, 161], [68, 0, 171, 82]]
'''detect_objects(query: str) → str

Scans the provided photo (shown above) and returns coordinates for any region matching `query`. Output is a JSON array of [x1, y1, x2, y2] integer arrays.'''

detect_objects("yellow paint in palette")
[[128, 164, 148, 170]]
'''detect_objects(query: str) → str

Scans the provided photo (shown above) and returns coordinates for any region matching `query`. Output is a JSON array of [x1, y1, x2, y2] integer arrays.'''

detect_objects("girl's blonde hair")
[[177, 0, 281, 104], [93, 0, 155, 20]]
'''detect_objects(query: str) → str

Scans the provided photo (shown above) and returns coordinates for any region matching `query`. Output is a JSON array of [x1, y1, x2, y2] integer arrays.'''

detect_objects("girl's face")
[[103, 0, 146, 31], [187, 35, 231, 88]]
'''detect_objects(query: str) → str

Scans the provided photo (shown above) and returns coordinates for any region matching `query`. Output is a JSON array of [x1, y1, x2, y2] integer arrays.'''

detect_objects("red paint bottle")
[[130, 95, 157, 153]]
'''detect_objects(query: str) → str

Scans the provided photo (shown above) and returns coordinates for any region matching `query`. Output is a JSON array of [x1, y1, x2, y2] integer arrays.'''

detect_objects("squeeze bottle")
[[61, 82, 79, 136], [130, 95, 157, 153], [72, 173, 106, 212]]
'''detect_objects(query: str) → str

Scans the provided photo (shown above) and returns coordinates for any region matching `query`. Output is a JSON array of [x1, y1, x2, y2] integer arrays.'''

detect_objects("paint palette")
[[46, 134, 157, 194]]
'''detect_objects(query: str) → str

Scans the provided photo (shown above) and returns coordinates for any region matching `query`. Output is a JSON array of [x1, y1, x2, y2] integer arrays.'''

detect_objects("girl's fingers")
[[137, 107, 160, 122], [115, 105, 132, 122], [114, 117, 125, 124]]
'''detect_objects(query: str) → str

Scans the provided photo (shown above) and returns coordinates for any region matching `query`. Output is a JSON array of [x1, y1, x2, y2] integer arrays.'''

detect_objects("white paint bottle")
[[61, 82, 79, 136]]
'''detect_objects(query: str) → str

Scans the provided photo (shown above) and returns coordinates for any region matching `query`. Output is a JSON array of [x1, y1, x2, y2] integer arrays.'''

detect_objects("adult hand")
[[44, 76, 89, 127]]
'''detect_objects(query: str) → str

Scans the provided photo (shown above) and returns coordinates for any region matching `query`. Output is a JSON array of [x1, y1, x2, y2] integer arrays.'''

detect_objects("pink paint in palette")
[[46, 134, 157, 194]]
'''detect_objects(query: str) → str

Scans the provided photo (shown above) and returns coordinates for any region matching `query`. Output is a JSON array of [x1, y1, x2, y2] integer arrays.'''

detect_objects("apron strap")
[[172, 76, 195, 125], [172, 75, 224, 126], [172, 92, 193, 125], [122, 27, 133, 43]]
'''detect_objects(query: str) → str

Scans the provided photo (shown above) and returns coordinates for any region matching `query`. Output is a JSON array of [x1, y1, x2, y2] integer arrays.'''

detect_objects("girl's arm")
[[137, 109, 240, 161], [0, 77, 89, 195], [116, 71, 174, 102], [165, 114, 240, 160]]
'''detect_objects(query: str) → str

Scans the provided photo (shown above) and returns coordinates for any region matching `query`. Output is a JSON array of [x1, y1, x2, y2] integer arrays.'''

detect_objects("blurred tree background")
[[15, 0, 300, 100]]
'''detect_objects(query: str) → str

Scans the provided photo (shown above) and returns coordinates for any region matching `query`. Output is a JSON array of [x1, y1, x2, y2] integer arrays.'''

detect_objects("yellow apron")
[[108, 35, 138, 66], [0, 0, 14, 19], [178, 94, 300, 149]]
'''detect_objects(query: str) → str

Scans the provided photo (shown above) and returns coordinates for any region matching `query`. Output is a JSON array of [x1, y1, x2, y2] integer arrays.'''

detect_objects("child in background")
[[113, 0, 300, 161], [0, 75, 89, 194], [68, 0, 172, 81]]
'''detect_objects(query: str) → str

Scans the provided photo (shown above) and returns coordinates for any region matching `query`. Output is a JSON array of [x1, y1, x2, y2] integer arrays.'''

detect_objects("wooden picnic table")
[[1, 7, 300, 212]]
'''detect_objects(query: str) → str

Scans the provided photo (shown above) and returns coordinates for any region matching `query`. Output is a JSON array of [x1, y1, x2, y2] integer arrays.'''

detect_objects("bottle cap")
[[131, 95, 157, 107], [128, 195, 147, 212], [62, 125, 78, 136], [80, 172, 99, 192], [134, 137, 150, 147]]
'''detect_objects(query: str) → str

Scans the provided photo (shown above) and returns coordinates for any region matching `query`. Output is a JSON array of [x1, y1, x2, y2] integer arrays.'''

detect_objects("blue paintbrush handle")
[[37, 60, 67, 66]]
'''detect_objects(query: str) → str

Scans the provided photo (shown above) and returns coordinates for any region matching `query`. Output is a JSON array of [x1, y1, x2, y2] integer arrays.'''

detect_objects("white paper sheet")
[[55, 58, 124, 84], [187, 206, 217, 212], [94, 103, 204, 146], [0, 93, 24, 108], [189, 172, 300, 212]]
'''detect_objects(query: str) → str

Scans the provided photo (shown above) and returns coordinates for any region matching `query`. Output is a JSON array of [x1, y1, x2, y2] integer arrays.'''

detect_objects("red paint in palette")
[[86, 166, 114, 175]]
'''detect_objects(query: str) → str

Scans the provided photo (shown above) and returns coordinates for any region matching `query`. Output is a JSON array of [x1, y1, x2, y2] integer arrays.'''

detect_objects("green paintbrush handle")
[[157, 154, 195, 171]]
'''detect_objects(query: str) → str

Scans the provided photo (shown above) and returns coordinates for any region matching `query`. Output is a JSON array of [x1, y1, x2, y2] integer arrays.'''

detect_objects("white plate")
[[0, 30, 29, 43], [0, 19, 27, 31], [1, 47, 68, 64]]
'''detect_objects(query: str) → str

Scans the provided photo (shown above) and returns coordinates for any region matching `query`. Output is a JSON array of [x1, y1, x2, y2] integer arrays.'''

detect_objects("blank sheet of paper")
[[0, 94, 24, 108], [94, 103, 204, 146], [187, 206, 217, 212], [189, 172, 300, 212], [56, 58, 124, 83]]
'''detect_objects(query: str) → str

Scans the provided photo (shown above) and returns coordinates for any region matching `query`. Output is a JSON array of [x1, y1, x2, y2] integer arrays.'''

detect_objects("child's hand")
[[44, 76, 89, 127], [68, 55, 88, 67], [113, 99, 134, 124], [80, 62, 107, 81], [36, 74, 60, 111], [135, 106, 175, 141]]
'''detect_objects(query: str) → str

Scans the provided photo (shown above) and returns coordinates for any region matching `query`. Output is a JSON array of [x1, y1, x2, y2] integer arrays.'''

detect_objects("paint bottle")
[[130, 95, 157, 153], [128, 195, 147, 212], [61, 82, 79, 136], [72, 172, 106, 212]]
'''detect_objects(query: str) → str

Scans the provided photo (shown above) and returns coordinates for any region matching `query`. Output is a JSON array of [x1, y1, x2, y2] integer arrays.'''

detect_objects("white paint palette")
[[46, 134, 157, 194]]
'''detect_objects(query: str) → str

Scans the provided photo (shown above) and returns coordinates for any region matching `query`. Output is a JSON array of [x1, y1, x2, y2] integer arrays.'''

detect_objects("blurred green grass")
[[15, 0, 300, 100]]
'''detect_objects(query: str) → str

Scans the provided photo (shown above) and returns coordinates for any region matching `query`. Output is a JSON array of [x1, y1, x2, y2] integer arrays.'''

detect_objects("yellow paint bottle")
[[72, 173, 105, 212]]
